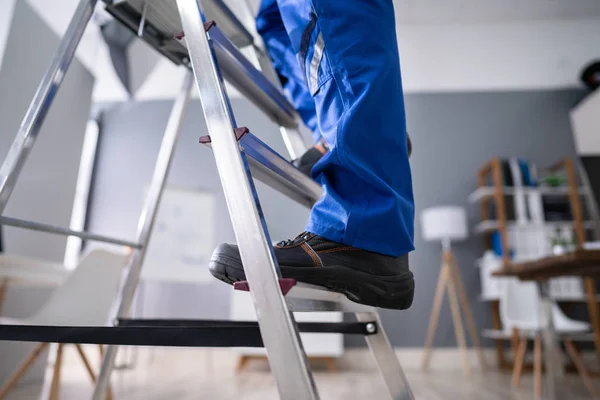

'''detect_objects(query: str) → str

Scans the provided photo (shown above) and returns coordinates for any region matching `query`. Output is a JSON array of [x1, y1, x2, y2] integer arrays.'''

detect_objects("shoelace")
[[277, 231, 311, 247]]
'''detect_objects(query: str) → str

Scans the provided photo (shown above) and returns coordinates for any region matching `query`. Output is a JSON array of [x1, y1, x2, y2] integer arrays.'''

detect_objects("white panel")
[[570, 89, 600, 155], [0, 0, 16, 67], [230, 289, 344, 357], [142, 186, 215, 283]]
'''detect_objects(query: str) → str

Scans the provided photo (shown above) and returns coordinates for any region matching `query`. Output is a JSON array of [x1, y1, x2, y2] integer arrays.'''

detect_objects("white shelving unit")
[[474, 220, 596, 235], [470, 157, 600, 369], [468, 186, 589, 204]]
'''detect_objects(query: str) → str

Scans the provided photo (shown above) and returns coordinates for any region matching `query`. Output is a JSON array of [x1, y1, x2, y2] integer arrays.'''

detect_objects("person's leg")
[[256, 0, 320, 144], [256, 0, 411, 176], [274, 0, 414, 256], [210, 0, 415, 309]]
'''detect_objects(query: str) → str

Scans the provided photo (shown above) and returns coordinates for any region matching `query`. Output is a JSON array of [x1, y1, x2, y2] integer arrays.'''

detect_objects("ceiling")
[[393, 0, 600, 24], [28, 0, 600, 30]]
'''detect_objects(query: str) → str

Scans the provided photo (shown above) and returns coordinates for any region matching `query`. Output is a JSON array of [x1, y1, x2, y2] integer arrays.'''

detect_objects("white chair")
[[0, 248, 129, 400], [499, 277, 597, 399]]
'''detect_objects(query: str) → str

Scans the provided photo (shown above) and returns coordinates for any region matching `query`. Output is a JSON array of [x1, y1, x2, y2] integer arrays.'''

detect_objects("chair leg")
[[511, 328, 520, 359], [76, 344, 97, 382], [0, 278, 9, 314], [49, 344, 64, 400], [512, 336, 528, 388], [236, 355, 251, 373], [533, 335, 542, 400], [564, 338, 599, 398], [0, 342, 48, 399]]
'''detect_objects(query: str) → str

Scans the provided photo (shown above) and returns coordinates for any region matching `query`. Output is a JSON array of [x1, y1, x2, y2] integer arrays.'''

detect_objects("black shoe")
[[292, 142, 328, 176], [209, 232, 414, 310], [293, 134, 412, 177]]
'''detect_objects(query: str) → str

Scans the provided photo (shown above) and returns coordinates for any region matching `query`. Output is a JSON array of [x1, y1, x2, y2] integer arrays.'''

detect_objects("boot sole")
[[209, 245, 414, 311]]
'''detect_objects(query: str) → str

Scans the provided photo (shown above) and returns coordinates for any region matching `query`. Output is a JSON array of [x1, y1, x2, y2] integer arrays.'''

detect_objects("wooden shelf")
[[474, 220, 597, 234], [468, 186, 589, 204], [479, 294, 600, 302]]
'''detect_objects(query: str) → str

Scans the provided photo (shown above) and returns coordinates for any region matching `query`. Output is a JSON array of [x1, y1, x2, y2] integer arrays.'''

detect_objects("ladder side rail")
[[175, 1, 319, 398], [0, 0, 98, 214], [91, 72, 195, 400], [356, 312, 415, 400], [0, 216, 141, 249]]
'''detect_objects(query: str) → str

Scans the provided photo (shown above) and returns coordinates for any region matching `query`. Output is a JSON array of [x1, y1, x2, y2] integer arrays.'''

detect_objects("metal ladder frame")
[[0, 1, 415, 399]]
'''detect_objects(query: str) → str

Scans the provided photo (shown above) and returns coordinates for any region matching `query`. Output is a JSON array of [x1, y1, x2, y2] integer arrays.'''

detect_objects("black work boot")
[[293, 140, 328, 176], [209, 232, 414, 310], [293, 134, 412, 177]]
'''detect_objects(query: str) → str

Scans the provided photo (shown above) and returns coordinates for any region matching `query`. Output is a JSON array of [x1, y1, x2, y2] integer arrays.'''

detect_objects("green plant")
[[543, 174, 566, 187]]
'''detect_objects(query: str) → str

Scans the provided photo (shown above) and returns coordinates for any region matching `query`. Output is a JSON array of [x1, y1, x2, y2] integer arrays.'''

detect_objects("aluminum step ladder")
[[0, 1, 414, 399]]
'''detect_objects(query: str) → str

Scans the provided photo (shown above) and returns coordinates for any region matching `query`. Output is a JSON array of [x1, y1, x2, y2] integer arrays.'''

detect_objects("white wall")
[[397, 18, 600, 92], [93, 17, 600, 103]]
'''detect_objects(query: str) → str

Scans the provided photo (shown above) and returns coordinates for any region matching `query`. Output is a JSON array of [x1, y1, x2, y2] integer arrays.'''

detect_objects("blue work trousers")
[[256, 0, 414, 257]]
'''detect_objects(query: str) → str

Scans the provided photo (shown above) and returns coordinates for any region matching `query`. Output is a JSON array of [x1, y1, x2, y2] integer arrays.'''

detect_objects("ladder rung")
[[285, 283, 377, 313], [104, 0, 253, 64], [200, 128, 322, 209], [206, 24, 298, 129], [234, 278, 376, 313], [0, 319, 376, 346], [0, 216, 142, 249]]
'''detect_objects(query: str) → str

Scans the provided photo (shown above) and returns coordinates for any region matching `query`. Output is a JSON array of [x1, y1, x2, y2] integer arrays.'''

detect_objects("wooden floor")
[[5, 347, 596, 399]]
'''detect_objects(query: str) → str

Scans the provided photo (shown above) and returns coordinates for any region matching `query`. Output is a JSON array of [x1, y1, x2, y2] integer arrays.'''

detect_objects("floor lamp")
[[420, 206, 487, 377]]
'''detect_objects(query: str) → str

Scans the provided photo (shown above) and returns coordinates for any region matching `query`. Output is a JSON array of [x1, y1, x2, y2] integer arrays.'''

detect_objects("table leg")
[[537, 281, 565, 400], [0, 278, 9, 314]]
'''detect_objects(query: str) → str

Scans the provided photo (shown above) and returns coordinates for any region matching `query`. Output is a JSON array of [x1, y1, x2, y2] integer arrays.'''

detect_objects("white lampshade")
[[421, 206, 469, 242]]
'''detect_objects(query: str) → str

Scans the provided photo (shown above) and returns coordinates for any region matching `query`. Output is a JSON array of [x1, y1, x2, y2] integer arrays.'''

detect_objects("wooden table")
[[494, 249, 600, 400]]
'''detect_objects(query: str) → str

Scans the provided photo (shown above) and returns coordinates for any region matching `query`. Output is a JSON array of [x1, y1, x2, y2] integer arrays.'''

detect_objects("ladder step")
[[104, 3, 298, 129], [0, 319, 377, 346], [104, 0, 253, 64], [205, 23, 298, 129], [234, 277, 377, 313], [0, 216, 141, 249], [200, 127, 322, 208]]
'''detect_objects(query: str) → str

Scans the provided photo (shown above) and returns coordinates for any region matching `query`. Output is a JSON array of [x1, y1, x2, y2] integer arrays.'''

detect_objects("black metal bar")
[[118, 318, 377, 335], [0, 320, 376, 347], [0, 324, 264, 347]]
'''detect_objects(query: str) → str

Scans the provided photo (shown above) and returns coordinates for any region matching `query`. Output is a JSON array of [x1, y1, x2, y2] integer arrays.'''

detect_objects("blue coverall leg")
[[256, 0, 321, 144], [261, 0, 415, 257]]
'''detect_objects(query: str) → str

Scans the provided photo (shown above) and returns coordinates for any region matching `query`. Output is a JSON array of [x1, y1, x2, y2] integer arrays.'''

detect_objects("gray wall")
[[0, 0, 94, 382], [89, 89, 584, 347], [363, 89, 585, 347]]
